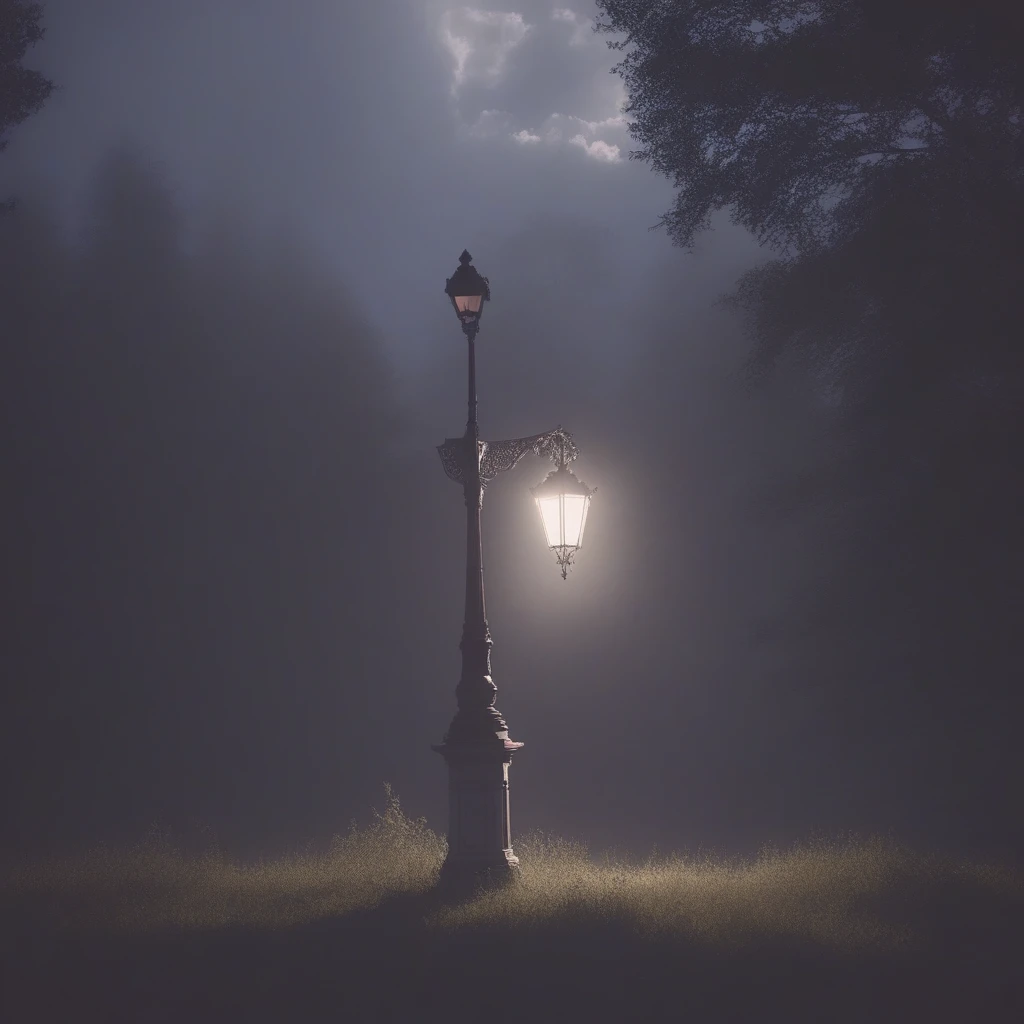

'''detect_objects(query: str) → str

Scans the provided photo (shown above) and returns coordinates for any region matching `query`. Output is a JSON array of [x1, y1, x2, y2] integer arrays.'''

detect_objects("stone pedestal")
[[433, 733, 523, 894]]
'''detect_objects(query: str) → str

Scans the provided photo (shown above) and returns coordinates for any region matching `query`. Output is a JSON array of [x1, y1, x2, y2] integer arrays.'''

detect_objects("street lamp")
[[433, 250, 593, 893]]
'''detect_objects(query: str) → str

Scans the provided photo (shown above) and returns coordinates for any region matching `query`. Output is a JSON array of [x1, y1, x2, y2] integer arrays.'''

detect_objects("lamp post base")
[[437, 851, 521, 899], [433, 735, 524, 896]]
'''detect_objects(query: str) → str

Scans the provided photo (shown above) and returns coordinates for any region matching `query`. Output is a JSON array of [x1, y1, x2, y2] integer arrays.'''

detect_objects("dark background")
[[1, 0, 1020, 867]]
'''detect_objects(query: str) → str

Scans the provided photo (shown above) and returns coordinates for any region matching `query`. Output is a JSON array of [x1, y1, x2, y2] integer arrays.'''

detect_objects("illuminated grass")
[[4, 785, 445, 933], [437, 831, 1020, 954], [4, 786, 1020, 957]]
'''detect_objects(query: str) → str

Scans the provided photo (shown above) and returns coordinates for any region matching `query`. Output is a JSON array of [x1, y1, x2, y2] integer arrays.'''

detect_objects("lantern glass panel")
[[536, 492, 591, 550]]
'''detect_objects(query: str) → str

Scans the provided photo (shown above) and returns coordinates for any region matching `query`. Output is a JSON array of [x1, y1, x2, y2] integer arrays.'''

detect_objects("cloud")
[[551, 7, 597, 48], [438, 4, 628, 163], [467, 108, 517, 138], [540, 111, 626, 160], [441, 8, 533, 94], [463, 107, 624, 160], [556, 112, 627, 134], [569, 134, 621, 162]]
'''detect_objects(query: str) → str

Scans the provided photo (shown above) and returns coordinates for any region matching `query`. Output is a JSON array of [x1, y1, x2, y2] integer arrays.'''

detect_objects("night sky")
[[2, 1, 1020, 867]]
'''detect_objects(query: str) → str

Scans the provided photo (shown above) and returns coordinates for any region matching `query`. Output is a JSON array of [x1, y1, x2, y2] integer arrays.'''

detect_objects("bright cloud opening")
[[441, 8, 533, 94], [440, 6, 627, 164]]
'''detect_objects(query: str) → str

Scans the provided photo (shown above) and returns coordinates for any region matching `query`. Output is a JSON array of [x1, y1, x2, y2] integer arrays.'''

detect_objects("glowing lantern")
[[531, 462, 593, 580]]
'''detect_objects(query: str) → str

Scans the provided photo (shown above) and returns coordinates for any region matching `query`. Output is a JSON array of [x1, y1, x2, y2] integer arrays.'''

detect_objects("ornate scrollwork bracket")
[[437, 427, 578, 486], [437, 436, 475, 486]]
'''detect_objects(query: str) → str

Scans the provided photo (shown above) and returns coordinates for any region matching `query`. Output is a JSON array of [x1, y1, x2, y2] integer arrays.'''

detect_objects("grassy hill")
[[3, 788, 1021, 1023]]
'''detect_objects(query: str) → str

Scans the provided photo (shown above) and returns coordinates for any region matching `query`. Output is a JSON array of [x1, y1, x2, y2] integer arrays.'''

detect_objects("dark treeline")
[[0, 147, 443, 855]]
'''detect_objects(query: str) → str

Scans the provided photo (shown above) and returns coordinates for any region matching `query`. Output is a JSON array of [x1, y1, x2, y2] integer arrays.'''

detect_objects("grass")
[[2, 787, 1022, 1023], [5, 786, 446, 934]]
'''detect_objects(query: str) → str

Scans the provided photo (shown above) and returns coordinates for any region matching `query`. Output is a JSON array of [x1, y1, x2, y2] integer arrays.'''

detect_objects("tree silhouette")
[[596, 1, 1023, 387], [1, 1, 54, 203], [596, 0, 1024, 858], [597, 2, 1022, 254]]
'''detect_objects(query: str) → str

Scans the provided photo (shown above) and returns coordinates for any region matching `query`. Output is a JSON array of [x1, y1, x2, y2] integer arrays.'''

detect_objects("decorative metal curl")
[[437, 436, 473, 485], [438, 427, 578, 486], [480, 427, 578, 481]]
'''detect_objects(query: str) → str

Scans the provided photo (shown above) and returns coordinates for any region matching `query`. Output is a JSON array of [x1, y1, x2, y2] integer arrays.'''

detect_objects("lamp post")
[[433, 250, 594, 893]]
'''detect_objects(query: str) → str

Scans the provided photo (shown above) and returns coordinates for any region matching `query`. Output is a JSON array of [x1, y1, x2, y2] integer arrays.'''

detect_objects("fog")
[[2, 1, 1017, 867]]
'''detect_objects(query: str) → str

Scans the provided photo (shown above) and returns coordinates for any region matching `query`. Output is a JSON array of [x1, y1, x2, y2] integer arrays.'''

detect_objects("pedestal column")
[[433, 735, 522, 891]]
